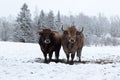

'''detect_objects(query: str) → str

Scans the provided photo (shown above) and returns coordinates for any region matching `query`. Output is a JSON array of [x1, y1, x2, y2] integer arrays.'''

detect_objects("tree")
[[33, 7, 39, 28], [0, 17, 15, 41], [47, 11, 55, 29], [55, 11, 61, 30], [0, 19, 10, 41], [14, 3, 35, 43], [110, 16, 120, 37], [38, 10, 46, 29], [95, 14, 110, 37]]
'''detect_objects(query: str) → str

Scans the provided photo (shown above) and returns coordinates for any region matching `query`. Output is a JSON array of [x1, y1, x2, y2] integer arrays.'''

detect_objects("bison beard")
[[68, 42, 74, 52]]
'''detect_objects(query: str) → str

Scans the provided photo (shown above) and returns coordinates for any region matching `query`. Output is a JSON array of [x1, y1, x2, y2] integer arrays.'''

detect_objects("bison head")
[[38, 29, 54, 44], [61, 26, 83, 43]]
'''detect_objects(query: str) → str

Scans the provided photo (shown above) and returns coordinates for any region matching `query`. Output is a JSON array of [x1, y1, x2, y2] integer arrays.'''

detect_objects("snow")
[[0, 41, 120, 80]]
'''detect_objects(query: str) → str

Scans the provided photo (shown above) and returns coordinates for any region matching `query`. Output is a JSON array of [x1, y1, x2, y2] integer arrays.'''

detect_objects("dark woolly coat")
[[39, 29, 61, 62], [61, 26, 84, 63]]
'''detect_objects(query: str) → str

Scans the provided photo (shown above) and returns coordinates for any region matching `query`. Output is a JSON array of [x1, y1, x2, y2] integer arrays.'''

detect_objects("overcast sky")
[[0, 0, 120, 17]]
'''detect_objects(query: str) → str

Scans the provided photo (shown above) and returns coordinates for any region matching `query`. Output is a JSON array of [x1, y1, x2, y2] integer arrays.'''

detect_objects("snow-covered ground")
[[0, 41, 120, 80]]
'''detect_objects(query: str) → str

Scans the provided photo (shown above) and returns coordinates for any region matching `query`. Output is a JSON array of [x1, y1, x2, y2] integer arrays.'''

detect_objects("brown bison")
[[38, 29, 61, 63], [61, 26, 84, 64]]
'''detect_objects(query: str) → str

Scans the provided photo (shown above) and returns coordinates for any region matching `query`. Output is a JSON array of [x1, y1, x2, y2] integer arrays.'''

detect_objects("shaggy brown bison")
[[38, 29, 61, 63], [61, 26, 84, 64]]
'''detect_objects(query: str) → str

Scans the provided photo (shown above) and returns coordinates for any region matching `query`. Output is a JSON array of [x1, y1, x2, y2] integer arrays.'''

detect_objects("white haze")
[[0, 0, 120, 17]]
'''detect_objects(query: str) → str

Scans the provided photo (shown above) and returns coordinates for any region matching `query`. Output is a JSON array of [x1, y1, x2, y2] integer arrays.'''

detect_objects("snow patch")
[[0, 41, 120, 80]]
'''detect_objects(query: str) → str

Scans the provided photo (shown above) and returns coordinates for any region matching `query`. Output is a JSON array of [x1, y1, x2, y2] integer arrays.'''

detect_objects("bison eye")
[[76, 31, 80, 35], [64, 31, 68, 35]]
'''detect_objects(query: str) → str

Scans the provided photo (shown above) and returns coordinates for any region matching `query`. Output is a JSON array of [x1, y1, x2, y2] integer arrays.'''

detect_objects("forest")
[[0, 3, 120, 46]]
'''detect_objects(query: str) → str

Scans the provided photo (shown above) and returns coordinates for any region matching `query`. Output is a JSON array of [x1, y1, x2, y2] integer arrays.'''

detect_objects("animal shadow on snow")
[[33, 58, 116, 65], [34, 58, 66, 64]]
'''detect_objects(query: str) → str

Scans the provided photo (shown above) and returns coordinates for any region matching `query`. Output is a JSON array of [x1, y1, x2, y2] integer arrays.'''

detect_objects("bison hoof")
[[79, 60, 81, 62], [55, 60, 59, 63], [44, 60, 49, 63], [69, 61, 74, 65], [66, 61, 69, 64]]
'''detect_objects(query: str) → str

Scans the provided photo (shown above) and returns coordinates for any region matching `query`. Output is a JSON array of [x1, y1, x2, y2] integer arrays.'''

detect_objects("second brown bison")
[[61, 26, 84, 64], [38, 29, 61, 63]]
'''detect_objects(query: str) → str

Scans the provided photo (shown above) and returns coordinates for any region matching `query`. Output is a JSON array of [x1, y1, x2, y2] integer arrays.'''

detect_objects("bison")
[[38, 29, 61, 63], [61, 26, 84, 64]]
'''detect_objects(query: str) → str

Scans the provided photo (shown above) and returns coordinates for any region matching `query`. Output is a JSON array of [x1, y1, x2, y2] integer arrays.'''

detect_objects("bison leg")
[[77, 48, 82, 62], [70, 53, 75, 65], [43, 52, 47, 63], [49, 52, 53, 62], [55, 51, 59, 63], [66, 54, 69, 63]]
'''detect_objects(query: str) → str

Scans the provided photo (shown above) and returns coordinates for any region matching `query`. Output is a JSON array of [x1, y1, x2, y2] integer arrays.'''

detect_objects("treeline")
[[0, 3, 120, 46]]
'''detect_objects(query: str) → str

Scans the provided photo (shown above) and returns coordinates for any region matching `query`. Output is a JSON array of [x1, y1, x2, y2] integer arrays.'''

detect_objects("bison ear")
[[76, 31, 81, 35]]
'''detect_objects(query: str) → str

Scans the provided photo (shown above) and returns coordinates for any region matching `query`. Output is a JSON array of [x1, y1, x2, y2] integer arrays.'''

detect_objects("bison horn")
[[61, 25, 64, 31], [80, 27, 84, 33]]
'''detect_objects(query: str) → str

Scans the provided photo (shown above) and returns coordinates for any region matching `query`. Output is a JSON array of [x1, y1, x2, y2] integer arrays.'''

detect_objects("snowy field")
[[0, 41, 120, 80]]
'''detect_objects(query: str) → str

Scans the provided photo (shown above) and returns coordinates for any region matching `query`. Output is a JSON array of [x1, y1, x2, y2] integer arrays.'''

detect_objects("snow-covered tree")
[[14, 3, 35, 43], [55, 11, 61, 30], [33, 7, 39, 28], [0, 19, 9, 41], [110, 16, 120, 37], [95, 14, 110, 37], [38, 10, 46, 29], [47, 11, 55, 29], [0, 17, 14, 41]]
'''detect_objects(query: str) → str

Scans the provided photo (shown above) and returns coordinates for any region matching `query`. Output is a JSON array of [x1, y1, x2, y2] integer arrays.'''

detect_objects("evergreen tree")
[[110, 16, 120, 37], [55, 11, 61, 30], [0, 19, 10, 41], [38, 10, 46, 29], [57, 11, 61, 23], [14, 3, 35, 42], [33, 7, 39, 28], [47, 11, 55, 29]]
